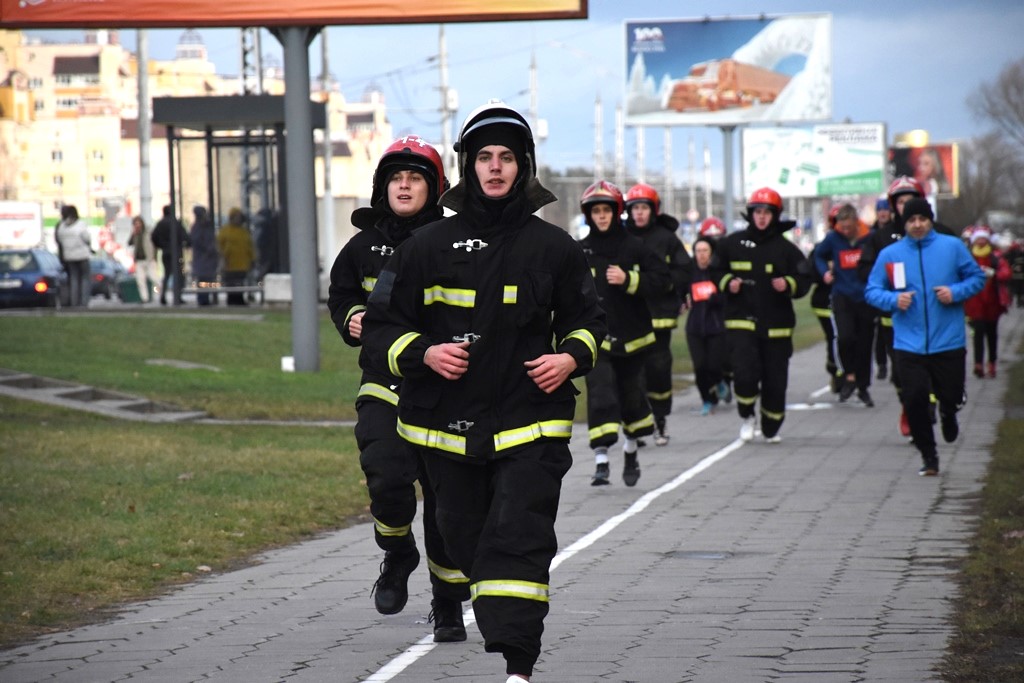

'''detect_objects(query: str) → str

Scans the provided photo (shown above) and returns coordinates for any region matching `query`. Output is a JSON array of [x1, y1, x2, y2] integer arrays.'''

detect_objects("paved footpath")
[[3, 311, 1022, 683]]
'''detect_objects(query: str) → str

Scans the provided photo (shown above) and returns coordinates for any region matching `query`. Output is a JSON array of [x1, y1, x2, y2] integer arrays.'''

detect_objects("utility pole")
[[688, 136, 697, 217], [438, 25, 457, 182], [321, 31, 334, 265], [703, 142, 713, 219], [663, 127, 673, 216], [136, 29, 152, 226], [528, 48, 545, 219], [593, 94, 603, 181], [614, 103, 625, 188], [635, 127, 645, 184]]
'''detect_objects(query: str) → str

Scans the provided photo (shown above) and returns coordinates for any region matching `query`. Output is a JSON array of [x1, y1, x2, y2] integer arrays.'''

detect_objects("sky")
[[22, 0, 1024, 192]]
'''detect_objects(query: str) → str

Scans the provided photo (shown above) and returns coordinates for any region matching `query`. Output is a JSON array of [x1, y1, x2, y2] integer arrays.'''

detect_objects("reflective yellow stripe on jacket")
[[493, 420, 573, 451], [387, 332, 421, 377], [357, 382, 398, 407], [563, 328, 598, 366], [423, 286, 476, 307]]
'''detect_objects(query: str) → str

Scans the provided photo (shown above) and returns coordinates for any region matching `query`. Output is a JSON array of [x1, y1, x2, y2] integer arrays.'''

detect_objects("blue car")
[[90, 254, 128, 299], [0, 248, 68, 308]]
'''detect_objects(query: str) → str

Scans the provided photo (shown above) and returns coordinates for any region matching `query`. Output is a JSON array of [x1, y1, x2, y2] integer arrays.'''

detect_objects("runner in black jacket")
[[326, 136, 469, 642], [714, 187, 812, 443], [362, 101, 606, 682], [624, 182, 692, 446], [580, 181, 671, 486]]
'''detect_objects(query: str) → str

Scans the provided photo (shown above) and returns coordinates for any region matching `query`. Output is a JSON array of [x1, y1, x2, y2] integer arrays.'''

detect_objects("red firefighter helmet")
[[371, 135, 448, 206], [624, 183, 661, 214], [699, 216, 726, 239], [886, 175, 925, 211], [580, 180, 625, 215], [827, 204, 843, 229], [747, 187, 784, 214]]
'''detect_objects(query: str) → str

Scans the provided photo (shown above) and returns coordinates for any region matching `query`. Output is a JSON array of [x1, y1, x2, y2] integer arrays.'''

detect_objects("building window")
[[92, 175, 105, 186], [34, 100, 45, 112], [90, 149, 104, 161], [28, 77, 43, 90], [56, 98, 80, 110], [53, 175, 63, 187], [51, 150, 63, 162]]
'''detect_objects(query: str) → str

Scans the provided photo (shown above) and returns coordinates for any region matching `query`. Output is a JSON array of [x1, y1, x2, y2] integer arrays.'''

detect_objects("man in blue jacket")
[[865, 198, 985, 476]]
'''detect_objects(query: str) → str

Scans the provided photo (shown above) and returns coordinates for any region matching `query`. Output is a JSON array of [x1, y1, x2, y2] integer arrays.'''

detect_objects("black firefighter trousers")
[[420, 441, 572, 677], [729, 331, 793, 438], [354, 400, 468, 602]]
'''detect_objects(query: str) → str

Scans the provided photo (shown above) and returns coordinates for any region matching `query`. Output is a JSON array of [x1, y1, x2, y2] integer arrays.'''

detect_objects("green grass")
[[0, 311, 361, 421], [941, 338, 1024, 681], [0, 396, 367, 646]]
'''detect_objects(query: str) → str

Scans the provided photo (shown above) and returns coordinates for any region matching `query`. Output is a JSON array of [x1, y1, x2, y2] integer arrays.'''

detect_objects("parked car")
[[89, 254, 128, 299], [0, 248, 68, 308]]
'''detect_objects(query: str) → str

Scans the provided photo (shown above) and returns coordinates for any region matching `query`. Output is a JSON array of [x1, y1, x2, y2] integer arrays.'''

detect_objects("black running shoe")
[[857, 388, 874, 407], [940, 413, 959, 443], [839, 380, 855, 402], [429, 598, 467, 642], [591, 462, 610, 486], [372, 548, 420, 615]]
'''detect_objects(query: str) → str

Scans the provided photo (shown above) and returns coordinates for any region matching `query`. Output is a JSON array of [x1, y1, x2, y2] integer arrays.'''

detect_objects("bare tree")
[[970, 56, 1024, 152], [941, 132, 1023, 228]]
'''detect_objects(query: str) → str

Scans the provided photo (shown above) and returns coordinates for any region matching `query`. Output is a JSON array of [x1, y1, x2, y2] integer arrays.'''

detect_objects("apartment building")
[[0, 28, 391, 237]]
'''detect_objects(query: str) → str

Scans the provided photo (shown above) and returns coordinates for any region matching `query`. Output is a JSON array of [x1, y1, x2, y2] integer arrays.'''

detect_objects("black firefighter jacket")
[[361, 181, 607, 462], [626, 213, 692, 330], [581, 222, 672, 356], [327, 207, 436, 408], [714, 220, 812, 339]]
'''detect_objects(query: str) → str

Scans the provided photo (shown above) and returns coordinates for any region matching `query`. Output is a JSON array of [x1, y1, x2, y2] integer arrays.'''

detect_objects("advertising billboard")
[[0, 0, 586, 29], [0, 201, 43, 248], [625, 14, 832, 127], [887, 143, 959, 198], [742, 123, 886, 199]]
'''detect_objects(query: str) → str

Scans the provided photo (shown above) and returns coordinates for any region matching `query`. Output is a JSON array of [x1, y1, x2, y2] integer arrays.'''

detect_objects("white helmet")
[[454, 99, 536, 178]]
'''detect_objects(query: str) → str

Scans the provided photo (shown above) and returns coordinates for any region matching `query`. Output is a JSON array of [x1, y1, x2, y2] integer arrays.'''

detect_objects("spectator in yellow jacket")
[[217, 207, 256, 306]]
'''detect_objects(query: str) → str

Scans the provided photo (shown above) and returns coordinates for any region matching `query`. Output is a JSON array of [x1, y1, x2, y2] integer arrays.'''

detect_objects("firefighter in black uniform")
[[327, 136, 469, 642], [810, 205, 841, 394], [581, 181, 671, 486], [698, 216, 734, 403], [715, 187, 812, 443], [361, 100, 606, 683], [624, 182, 692, 446]]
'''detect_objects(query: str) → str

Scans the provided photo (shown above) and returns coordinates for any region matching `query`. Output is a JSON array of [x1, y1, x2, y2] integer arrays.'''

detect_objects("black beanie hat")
[[902, 197, 933, 222], [463, 123, 527, 172]]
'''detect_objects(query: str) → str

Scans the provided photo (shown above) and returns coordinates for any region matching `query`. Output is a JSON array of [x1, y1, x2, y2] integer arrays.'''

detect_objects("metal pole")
[[663, 127, 673, 216], [635, 127, 645, 184], [439, 25, 454, 179], [593, 94, 603, 181], [279, 26, 320, 372], [722, 126, 736, 231], [136, 30, 153, 225], [321, 31, 335, 267]]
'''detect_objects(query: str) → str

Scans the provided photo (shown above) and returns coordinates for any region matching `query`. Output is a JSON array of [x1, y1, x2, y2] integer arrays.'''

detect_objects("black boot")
[[372, 547, 419, 614], [429, 597, 467, 642], [622, 450, 640, 487]]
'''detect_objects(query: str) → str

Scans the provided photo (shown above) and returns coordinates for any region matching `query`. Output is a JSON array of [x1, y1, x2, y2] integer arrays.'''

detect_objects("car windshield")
[[0, 252, 38, 273]]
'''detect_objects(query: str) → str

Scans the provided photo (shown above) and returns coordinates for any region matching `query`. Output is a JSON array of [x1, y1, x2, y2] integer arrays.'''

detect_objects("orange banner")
[[1, 0, 586, 28]]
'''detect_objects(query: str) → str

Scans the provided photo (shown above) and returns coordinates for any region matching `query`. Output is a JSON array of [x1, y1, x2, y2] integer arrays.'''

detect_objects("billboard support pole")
[[721, 125, 737, 230], [276, 25, 321, 372]]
